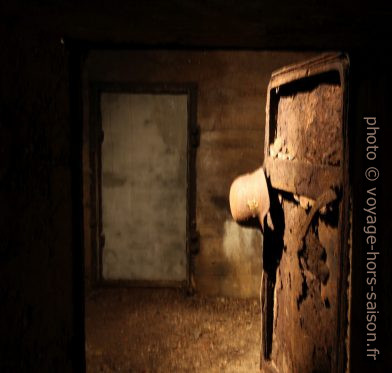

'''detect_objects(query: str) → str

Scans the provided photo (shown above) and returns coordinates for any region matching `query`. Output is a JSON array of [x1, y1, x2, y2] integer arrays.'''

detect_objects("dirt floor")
[[85, 288, 261, 372]]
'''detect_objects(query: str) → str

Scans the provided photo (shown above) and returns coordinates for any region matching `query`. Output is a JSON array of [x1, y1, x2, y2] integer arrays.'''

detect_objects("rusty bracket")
[[294, 188, 339, 253]]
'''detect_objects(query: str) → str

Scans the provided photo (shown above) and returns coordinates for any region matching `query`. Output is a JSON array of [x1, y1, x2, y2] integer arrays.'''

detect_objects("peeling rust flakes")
[[269, 196, 340, 372], [276, 82, 342, 167], [264, 77, 343, 372]]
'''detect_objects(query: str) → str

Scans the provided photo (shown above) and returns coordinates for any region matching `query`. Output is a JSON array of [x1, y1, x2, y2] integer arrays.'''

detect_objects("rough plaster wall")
[[100, 93, 187, 281], [84, 50, 317, 297], [0, 25, 74, 371]]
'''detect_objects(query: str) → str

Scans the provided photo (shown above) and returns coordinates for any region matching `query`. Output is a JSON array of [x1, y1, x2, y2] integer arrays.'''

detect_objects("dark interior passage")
[[1, 3, 392, 372]]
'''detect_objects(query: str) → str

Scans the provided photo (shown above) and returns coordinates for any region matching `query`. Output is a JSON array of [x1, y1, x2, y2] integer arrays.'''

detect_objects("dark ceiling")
[[1, 0, 391, 49]]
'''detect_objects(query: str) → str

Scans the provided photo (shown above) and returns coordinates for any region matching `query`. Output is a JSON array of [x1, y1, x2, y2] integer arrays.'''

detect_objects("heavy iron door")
[[89, 83, 198, 288], [230, 53, 350, 372], [261, 53, 350, 373]]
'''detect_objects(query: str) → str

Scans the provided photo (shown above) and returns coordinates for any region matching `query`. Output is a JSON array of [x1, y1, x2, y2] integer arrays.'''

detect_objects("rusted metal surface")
[[265, 157, 342, 200], [274, 81, 342, 166], [89, 82, 198, 292], [260, 53, 350, 373], [228, 53, 350, 372], [229, 167, 270, 225], [263, 197, 341, 372]]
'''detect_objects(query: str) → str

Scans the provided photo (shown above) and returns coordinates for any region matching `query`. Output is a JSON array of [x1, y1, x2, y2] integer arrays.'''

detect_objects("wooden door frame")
[[88, 82, 198, 291]]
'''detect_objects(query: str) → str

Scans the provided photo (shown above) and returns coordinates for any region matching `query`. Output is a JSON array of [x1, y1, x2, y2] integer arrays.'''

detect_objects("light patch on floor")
[[85, 288, 261, 372]]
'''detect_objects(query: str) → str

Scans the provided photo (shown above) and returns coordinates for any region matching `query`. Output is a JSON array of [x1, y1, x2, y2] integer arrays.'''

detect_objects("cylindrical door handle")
[[229, 167, 270, 226]]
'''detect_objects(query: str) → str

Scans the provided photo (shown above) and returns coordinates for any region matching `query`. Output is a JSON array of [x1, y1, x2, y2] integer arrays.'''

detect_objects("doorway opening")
[[79, 50, 350, 373], [85, 83, 197, 290]]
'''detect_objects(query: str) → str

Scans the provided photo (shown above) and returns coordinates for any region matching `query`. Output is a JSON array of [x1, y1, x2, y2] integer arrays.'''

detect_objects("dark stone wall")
[[0, 23, 78, 371]]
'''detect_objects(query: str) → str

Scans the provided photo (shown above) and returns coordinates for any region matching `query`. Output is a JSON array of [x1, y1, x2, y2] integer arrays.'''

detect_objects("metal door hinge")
[[191, 125, 200, 148], [190, 230, 200, 255]]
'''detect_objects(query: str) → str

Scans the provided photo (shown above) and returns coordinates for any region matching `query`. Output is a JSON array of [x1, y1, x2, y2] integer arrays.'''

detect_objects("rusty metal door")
[[99, 92, 188, 283], [261, 53, 350, 373], [88, 83, 198, 288]]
